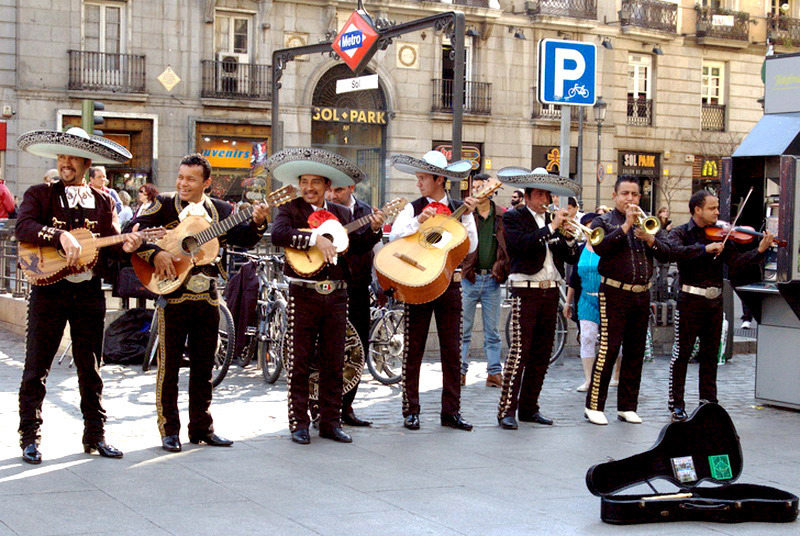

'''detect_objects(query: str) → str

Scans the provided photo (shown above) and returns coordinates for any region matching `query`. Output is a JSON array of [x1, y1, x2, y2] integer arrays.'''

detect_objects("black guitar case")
[[586, 403, 798, 524]]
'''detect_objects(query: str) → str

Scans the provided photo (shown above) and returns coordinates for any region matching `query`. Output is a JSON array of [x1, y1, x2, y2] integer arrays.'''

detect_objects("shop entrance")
[[618, 150, 661, 214]]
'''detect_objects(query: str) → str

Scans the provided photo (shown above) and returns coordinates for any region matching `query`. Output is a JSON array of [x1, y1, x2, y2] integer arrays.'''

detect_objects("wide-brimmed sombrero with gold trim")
[[497, 166, 582, 197], [391, 150, 472, 180], [17, 127, 132, 164], [265, 147, 365, 188]]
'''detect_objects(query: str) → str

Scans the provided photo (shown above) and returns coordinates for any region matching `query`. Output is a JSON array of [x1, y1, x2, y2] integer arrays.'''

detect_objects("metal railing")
[[531, 100, 585, 121], [701, 103, 726, 132], [768, 16, 800, 45], [0, 222, 28, 299], [696, 8, 750, 42], [200, 59, 272, 100], [620, 0, 678, 33], [431, 79, 492, 115], [68, 50, 146, 93], [627, 97, 653, 126], [524, 0, 597, 20], [450, 0, 491, 6]]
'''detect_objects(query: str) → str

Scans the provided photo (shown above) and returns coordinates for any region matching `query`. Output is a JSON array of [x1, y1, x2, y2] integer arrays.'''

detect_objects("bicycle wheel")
[[367, 308, 404, 385], [550, 312, 567, 365], [142, 308, 160, 372], [258, 303, 285, 384], [211, 302, 235, 388]]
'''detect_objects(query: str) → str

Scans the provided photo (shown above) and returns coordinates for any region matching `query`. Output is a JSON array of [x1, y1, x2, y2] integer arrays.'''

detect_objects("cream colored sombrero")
[[266, 147, 366, 188], [391, 150, 472, 180], [497, 166, 582, 197], [17, 127, 132, 164]]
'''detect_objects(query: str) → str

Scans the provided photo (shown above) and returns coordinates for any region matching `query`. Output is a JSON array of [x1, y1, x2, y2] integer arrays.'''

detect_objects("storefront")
[[618, 150, 661, 214], [531, 145, 577, 179], [432, 141, 483, 195], [194, 122, 271, 203], [692, 155, 721, 195]]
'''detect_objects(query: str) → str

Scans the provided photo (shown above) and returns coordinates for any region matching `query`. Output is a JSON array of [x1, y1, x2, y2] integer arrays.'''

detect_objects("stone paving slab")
[[0, 326, 798, 536]]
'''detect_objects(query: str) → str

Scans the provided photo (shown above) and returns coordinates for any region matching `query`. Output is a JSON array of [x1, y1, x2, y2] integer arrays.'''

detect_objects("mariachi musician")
[[496, 168, 580, 430], [268, 148, 384, 445], [666, 190, 773, 422], [130, 154, 269, 452], [388, 150, 478, 431], [15, 127, 141, 464]]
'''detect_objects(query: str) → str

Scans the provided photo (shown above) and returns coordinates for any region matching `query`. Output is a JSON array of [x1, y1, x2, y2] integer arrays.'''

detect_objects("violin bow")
[[715, 186, 754, 259]]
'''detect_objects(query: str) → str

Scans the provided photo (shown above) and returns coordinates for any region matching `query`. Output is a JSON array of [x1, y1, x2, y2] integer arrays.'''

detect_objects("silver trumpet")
[[543, 205, 605, 246], [631, 205, 661, 235]]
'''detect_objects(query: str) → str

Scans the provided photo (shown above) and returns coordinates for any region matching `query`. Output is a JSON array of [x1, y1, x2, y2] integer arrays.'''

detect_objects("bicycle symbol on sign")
[[563, 83, 589, 101]]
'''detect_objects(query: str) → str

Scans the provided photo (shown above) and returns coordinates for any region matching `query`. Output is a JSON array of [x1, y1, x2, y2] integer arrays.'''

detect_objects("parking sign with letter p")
[[538, 39, 597, 107]]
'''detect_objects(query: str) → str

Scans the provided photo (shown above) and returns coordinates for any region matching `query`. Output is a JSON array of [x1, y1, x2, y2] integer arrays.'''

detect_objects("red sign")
[[0, 122, 6, 151], [331, 10, 379, 74]]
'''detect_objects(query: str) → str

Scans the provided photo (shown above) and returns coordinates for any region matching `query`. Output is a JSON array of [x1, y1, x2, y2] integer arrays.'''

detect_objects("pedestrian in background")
[[0, 178, 15, 218], [118, 190, 133, 229], [136, 182, 158, 216]]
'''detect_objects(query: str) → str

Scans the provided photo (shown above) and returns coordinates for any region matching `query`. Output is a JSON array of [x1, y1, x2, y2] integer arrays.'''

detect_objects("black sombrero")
[[17, 127, 132, 164], [496, 166, 582, 197], [266, 147, 366, 188], [391, 150, 472, 180]]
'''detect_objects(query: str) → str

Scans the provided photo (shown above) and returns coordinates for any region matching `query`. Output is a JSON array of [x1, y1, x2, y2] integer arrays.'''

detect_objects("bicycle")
[[366, 288, 405, 385], [503, 282, 568, 365], [142, 296, 236, 388]]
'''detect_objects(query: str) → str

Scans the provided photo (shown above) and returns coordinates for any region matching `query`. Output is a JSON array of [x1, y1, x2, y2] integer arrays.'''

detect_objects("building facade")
[[1, 0, 797, 220]]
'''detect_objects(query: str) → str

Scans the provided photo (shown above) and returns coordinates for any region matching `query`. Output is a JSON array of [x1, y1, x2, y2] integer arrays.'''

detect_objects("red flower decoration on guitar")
[[307, 209, 339, 229], [424, 202, 452, 216]]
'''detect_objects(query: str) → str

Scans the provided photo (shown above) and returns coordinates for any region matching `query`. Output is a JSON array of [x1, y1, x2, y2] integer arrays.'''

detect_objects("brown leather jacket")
[[462, 201, 509, 284]]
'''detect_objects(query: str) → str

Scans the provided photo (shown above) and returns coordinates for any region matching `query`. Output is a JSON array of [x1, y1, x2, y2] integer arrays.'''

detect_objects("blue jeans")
[[461, 273, 502, 375]]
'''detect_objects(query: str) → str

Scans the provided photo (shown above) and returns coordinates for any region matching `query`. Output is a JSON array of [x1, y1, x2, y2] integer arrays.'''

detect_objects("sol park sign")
[[332, 10, 380, 74]]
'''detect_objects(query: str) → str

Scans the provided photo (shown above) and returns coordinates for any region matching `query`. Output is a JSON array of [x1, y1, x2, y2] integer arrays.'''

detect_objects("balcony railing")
[[768, 16, 800, 46], [68, 50, 146, 93], [200, 59, 272, 100], [451, 0, 490, 7], [524, 0, 597, 20], [627, 96, 652, 126], [696, 8, 750, 42], [701, 103, 726, 132], [620, 0, 678, 33], [432, 79, 492, 115], [531, 99, 585, 121]]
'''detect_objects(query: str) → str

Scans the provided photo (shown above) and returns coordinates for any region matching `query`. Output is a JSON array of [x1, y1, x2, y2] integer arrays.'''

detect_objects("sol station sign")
[[332, 10, 380, 74]]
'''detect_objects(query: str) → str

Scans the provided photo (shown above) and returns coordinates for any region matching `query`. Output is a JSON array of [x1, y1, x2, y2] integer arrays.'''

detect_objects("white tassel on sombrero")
[[391, 150, 472, 180], [497, 166, 582, 197], [17, 127, 132, 164], [265, 147, 366, 188]]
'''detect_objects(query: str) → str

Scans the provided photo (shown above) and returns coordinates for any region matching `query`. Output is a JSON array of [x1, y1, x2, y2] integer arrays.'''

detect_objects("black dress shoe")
[[22, 444, 42, 465], [84, 441, 123, 458], [319, 426, 353, 443], [441, 413, 473, 431], [519, 412, 554, 425], [162, 435, 182, 452], [671, 408, 688, 422], [498, 416, 518, 430], [189, 433, 233, 447], [403, 414, 420, 430], [342, 411, 372, 427], [291, 429, 310, 445]]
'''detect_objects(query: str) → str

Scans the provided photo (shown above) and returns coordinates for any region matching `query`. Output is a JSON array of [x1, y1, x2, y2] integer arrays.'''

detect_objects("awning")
[[732, 112, 800, 157]]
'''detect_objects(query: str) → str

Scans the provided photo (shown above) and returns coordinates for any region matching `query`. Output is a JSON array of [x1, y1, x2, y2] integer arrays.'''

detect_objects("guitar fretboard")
[[194, 206, 255, 246]]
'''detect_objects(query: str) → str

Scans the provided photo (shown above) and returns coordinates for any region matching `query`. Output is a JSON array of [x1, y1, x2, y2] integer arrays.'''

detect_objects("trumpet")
[[543, 205, 605, 246], [631, 206, 661, 235]]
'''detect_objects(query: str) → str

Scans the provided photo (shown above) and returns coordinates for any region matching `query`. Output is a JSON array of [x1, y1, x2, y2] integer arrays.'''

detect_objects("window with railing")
[[68, 50, 146, 92], [531, 95, 585, 120], [619, 0, 678, 33], [431, 79, 492, 115], [200, 59, 272, 100], [627, 54, 653, 126], [768, 10, 800, 46], [523, 0, 597, 20], [701, 61, 725, 131], [695, 6, 750, 41], [627, 97, 653, 126], [450, 0, 491, 7], [701, 104, 726, 132]]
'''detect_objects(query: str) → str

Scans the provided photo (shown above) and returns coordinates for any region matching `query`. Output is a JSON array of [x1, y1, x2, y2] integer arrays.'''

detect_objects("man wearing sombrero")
[[15, 127, 143, 464], [268, 148, 385, 445], [389, 150, 478, 432], [495, 167, 580, 430]]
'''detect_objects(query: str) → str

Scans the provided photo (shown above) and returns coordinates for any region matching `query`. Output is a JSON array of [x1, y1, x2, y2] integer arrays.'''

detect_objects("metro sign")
[[332, 10, 380, 74]]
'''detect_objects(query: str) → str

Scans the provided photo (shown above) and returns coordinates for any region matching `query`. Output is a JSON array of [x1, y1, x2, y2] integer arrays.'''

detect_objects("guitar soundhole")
[[423, 230, 443, 246], [181, 236, 199, 255]]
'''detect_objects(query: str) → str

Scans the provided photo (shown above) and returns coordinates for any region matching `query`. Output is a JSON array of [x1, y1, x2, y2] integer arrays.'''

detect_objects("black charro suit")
[[271, 197, 381, 433], [498, 205, 579, 421]]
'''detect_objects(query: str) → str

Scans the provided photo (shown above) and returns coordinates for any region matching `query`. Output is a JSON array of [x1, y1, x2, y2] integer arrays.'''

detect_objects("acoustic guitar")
[[131, 185, 297, 295], [19, 226, 167, 285], [374, 178, 502, 304], [284, 198, 408, 277]]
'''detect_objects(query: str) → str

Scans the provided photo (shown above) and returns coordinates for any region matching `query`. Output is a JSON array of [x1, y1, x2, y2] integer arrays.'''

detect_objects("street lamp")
[[593, 96, 608, 208]]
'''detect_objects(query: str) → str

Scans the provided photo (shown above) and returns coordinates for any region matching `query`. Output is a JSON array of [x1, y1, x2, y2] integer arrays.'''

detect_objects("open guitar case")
[[585, 403, 798, 524]]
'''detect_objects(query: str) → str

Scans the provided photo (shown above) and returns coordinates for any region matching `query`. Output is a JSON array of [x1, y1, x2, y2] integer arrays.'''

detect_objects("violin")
[[704, 221, 787, 248]]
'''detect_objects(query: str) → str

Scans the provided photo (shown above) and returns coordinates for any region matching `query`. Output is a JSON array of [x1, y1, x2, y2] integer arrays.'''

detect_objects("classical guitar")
[[375, 178, 502, 304], [131, 185, 297, 295], [284, 198, 408, 277], [19, 226, 167, 285]]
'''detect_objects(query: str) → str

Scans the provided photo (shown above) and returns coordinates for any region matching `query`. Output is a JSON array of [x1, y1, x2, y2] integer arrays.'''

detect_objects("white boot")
[[617, 411, 643, 424], [584, 407, 608, 425]]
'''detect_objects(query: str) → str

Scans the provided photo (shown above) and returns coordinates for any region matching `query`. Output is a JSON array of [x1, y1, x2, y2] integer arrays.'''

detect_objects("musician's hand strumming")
[[154, 250, 180, 280], [316, 235, 338, 264], [122, 223, 144, 253], [417, 206, 437, 224], [59, 231, 82, 267]]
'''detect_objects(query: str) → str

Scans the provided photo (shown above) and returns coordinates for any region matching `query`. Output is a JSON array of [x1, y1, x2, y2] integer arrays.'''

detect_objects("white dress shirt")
[[508, 206, 564, 283], [390, 194, 478, 254]]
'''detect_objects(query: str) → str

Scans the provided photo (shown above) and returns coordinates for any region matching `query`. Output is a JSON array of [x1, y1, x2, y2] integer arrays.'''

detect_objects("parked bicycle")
[[366, 286, 405, 385]]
